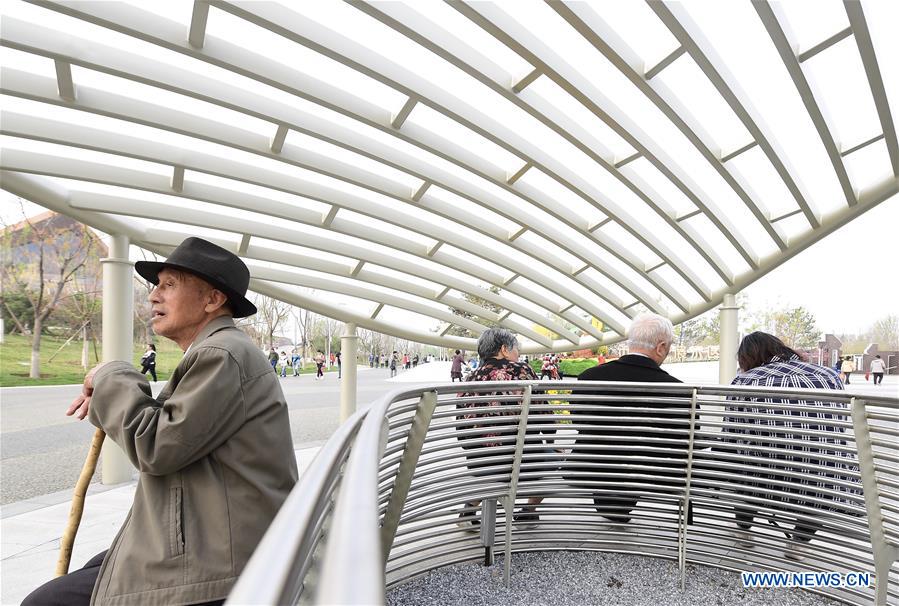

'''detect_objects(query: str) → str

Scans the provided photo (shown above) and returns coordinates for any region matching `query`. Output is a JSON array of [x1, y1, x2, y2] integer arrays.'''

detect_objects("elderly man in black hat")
[[24, 238, 298, 606]]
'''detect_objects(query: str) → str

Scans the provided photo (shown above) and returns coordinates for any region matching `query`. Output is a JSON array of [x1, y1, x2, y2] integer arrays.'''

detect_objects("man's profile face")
[[149, 269, 213, 344]]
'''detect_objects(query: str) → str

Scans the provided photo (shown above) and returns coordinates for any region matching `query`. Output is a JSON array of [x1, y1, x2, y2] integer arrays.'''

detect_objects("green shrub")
[[528, 357, 599, 377]]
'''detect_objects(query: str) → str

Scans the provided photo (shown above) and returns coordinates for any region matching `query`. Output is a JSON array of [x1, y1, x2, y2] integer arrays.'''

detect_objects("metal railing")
[[228, 382, 899, 605]]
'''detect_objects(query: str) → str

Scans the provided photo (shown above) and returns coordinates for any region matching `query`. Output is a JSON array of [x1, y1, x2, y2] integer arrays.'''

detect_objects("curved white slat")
[[842, 0, 899, 177], [0, 110, 588, 341], [642, 1, 821, 231], [347, 0, 731, 291], [0, 15, 651, 324], [549, 1, 790, 252], [752, 0, 856, 207], [18, 1, 696, 312]]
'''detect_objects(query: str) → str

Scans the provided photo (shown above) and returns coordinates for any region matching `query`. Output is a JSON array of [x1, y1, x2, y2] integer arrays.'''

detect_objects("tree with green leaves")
[[674, 312, 720, 348], [749, 305, 819, 349], [868, 314, 898, 349], [1, 208, 100, 378]]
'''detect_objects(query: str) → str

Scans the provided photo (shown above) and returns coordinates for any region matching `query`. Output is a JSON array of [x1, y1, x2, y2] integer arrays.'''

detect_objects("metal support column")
[[380, 391, 437, 562], [679, 388, 698, 590], [481, 498, 497, 566], [503, 385, 532, 588], [718, 293, 739, 384], [851, 398, 898, 605], [339, 322, 359, 423], [100, 234, 133, 484]]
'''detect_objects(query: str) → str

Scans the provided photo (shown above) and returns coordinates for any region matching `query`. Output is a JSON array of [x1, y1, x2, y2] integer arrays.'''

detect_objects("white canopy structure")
[[2, 0, 897, 352]]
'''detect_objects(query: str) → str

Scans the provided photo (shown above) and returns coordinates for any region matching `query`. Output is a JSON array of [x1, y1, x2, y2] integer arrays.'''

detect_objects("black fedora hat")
[[135, 238, 257, 318]]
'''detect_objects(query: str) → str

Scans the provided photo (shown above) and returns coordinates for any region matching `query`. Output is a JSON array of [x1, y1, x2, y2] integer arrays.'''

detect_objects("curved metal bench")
[[229, 381, 898, 605]]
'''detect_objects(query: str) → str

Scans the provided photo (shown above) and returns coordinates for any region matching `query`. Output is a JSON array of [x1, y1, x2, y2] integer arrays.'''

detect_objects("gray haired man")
[[569, 313, 693, 524]]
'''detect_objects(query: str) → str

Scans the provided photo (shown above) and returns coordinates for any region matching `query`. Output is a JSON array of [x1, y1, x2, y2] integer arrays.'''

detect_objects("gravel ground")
[[387, 551, 847, 606]]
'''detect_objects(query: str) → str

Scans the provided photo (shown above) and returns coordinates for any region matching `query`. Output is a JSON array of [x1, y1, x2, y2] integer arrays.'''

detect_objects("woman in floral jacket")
[[455, 328, 555, 530]]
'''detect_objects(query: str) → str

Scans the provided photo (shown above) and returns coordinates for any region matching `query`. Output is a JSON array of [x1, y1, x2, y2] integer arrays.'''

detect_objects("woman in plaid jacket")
[[721, 332, 860, 557]]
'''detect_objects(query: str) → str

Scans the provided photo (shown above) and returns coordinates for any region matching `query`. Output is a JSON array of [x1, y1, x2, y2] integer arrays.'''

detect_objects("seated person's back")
[[569, 313, 693, 523]]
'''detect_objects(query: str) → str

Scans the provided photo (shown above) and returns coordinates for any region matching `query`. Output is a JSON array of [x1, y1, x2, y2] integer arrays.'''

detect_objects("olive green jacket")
[[88, 316, 297, 605]]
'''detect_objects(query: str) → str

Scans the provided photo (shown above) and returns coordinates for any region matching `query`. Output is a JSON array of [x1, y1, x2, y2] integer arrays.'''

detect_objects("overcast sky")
[[4, 190, 895, 337], [739, 196, 897, 335]]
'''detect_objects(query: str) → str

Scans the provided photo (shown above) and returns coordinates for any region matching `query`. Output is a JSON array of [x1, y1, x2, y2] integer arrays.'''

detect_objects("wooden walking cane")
[[55, 428, 106, 577]]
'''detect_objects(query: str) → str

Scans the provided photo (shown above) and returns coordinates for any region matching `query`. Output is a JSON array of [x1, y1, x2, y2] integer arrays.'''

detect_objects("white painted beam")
[[188, 1, 210, 49], [511, 67, 541, 93], [270, 124, 289, 154], [647, 1, 821, 228], [391, 95, 417, 129], [411, 180, 430, 201], [506, 161, 531, 185], [796, 27, 852, 63], [238, 234, 251, 255], [370, 303, 384, 320], [840, 134, 885, 158], [844, 0, 899, 177], [720, 141, 758, 163], [753, 0, 856, 207], [613, 152, 640, 169], [644, 46, 685, 80], [0, 16, 678, 322], [171, 165, 184, 193], [53, 59, 75, 102], [322, 205, 339, 227]]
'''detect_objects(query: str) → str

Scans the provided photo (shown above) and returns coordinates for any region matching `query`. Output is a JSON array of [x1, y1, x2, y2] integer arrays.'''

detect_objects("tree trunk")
[[2, 299, 31, 336], [144, 321, 153, 348], [81, 324, 89, 370], [30, 316, 43, 378]]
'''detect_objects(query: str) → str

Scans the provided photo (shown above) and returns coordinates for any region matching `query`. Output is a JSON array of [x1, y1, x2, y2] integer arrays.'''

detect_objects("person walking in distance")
[[291, 348, 301, 377], [390, 351, 399, 378], [451, 349, 465, 382], [138, 343, 157, 382], [278, 351, 290, 378], [840, 356, 855, 384], [869, 354, 888, 386], [315, 351, 325, 380]]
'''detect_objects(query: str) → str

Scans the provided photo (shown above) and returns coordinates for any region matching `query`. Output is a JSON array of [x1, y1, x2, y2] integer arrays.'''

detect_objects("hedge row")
[[528, 357, 599, 377]]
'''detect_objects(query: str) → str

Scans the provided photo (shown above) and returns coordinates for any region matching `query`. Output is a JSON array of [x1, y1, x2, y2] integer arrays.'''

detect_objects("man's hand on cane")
[[66, 363, 108, 420]]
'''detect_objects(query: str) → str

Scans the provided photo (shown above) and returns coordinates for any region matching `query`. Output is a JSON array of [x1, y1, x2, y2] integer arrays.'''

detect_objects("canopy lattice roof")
[[2, 0, 897, 351]]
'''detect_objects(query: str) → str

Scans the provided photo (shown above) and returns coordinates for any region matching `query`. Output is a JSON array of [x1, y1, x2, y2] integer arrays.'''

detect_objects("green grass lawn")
[[0, 333, 185, 387], [0, 334, 334, 387]]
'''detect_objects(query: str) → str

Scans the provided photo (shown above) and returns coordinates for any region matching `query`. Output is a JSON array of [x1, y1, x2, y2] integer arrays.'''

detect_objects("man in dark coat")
[[570, 312, 692, 524]]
